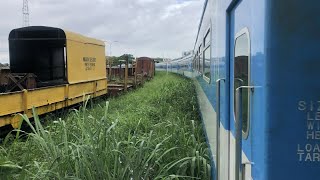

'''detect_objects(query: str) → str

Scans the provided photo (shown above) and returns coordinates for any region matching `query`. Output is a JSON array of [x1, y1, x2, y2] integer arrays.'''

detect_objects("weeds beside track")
[[0, 72, 211, 179]]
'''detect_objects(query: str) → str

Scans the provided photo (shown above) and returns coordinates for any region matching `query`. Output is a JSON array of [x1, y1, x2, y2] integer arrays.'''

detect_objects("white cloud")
[[161, 2, 192, 20], [0, 0, 204, 64], [137, 0, 157, 4]]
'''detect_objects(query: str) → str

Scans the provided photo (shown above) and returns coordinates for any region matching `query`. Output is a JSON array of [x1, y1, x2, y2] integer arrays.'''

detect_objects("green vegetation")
[[106, 54, 164, 66], [106, 54, 135, 66], [0, 72, 210, 179]]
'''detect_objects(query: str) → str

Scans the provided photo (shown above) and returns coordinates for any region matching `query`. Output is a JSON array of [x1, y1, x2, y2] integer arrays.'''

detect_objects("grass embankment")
[[0, 72, 210, 179]]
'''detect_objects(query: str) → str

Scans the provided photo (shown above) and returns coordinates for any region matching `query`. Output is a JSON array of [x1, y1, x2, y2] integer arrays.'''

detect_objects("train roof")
[[137, 57, 154, 61], [194, 0, 208, 51], [9, 26, 105, 46]]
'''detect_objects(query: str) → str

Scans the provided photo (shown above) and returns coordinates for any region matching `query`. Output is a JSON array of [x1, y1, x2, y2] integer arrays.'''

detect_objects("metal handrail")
[[216, 78, 225, 180], [235, 86, 255, 180]]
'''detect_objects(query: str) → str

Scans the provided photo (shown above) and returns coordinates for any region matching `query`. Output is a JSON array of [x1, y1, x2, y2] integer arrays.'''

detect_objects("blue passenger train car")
[[156, 52, 194, 77], [158, 0, 320, 179]]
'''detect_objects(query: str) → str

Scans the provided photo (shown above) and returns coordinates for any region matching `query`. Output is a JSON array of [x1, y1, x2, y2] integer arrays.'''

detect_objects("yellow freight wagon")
[[0, 26, 107, 128]]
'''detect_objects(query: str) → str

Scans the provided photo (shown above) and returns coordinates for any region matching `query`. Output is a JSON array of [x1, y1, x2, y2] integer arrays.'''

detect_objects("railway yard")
[[0, 72, 210, 179], [3, 0, 318, 179], [0, 26, 211, 179]]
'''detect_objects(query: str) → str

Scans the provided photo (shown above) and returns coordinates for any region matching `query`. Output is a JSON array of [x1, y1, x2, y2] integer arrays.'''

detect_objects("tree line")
[[106, 54, 164, 67]]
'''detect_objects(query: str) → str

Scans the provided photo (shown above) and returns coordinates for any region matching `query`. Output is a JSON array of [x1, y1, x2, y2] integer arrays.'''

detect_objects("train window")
[[204, 30, 210, 46], [194, 58, 196, 71], [203, 28, 211, 82], [198, 56, 200, 72], [199, 54, 203, 73], [233, 30, 250, 137], [195, 58, 197, 71], [193, 58, 195, 70], [203, 46, 211, 80]]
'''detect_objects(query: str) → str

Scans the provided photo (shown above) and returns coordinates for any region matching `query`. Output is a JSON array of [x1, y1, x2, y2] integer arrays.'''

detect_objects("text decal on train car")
[[297, 100, 320, 162], [83, 57, 96, 71]]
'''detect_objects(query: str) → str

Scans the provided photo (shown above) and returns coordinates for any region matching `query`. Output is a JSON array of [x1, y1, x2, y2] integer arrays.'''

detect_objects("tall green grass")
[[0, 72, 210, 179]]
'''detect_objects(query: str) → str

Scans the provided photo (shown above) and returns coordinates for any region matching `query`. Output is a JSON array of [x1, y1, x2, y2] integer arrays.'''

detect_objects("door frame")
[[226, 1, 253, 180]]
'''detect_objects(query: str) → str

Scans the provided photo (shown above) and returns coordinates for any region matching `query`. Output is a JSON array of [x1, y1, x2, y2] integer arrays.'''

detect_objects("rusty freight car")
[[136, 57, 155, 79]]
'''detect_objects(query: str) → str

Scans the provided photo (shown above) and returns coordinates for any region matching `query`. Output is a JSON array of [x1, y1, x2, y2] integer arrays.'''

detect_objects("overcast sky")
[[0, 0, 204, 63]]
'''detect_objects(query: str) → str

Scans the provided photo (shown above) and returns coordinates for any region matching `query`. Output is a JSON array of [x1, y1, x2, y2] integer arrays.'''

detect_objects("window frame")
[[204, 29, 211, 47], [196, 51, 199, 72], [203, 28, 211, 83], [233, 27, 251, 139], [198, 44, 203, 74]]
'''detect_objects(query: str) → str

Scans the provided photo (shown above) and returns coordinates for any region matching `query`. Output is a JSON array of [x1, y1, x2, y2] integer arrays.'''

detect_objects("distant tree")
[[106, 54, 135, 66], [119, 54, 134, 62], [106, 56, 119, 66]]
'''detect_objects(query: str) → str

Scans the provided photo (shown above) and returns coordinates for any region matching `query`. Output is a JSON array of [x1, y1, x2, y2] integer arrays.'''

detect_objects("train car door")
[[228, 1, 253, 180]]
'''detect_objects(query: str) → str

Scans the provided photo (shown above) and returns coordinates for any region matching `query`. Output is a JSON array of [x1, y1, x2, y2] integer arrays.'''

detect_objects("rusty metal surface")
[[106, 67, 135, 77], [0, 72, 37, 93], [6, 73, 37, 92], [136, 57, 155, 79], [107, 83, 134, 96]]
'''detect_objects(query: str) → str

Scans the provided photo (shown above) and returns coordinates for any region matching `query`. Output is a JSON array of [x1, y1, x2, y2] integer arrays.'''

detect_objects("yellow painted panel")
[[66, 37, 106, 84], [0, 115, 16, 128], [0, 92, 23, 116], [28, 86, 65, 108], [96, 90, 107, 97], [68, 95, 90, 106], [0, 87, 108, 128], [97, 79, 107, 91], [69, 82, 94, 98], [10, 101, 68, 128], [34, 101, 65, 116], [0, 71, 107, 128], [64, 31, 105, 46]]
